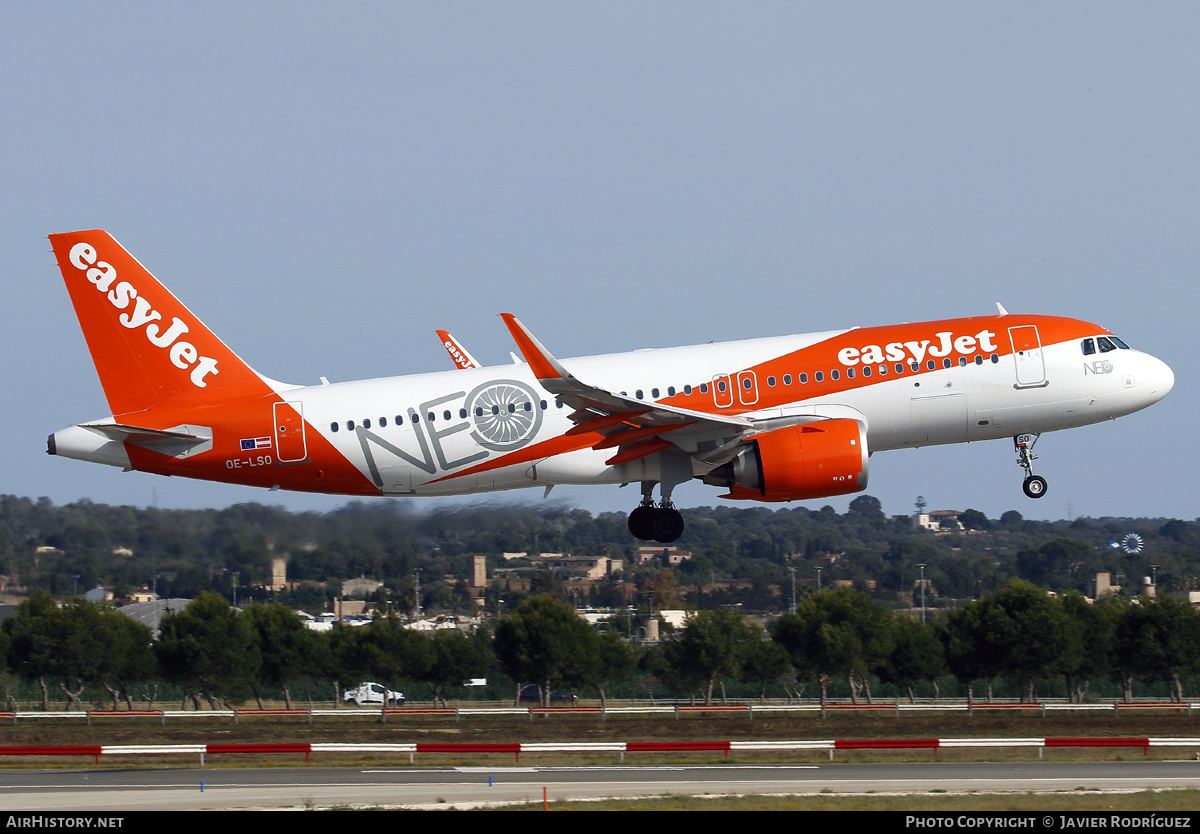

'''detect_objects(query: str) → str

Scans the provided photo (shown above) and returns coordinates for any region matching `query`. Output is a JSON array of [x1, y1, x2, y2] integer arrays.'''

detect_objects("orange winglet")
[[499, 313, 563, 382]]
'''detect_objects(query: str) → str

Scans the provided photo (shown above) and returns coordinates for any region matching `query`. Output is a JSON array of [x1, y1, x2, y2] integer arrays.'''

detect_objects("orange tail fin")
[[49, 230, 270, 416]]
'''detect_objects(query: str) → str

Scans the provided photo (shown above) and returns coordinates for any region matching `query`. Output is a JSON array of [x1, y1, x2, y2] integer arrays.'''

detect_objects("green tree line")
[[3, 585, 1199, 710]]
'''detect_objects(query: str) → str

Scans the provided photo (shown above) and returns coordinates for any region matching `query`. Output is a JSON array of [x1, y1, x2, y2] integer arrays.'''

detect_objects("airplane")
[[46, 230, 1174, 543]]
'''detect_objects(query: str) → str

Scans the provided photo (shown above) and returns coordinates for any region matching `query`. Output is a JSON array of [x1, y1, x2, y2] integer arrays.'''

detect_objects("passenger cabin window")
[[330, 422, 339, 432], [783, 374, 791, 385]]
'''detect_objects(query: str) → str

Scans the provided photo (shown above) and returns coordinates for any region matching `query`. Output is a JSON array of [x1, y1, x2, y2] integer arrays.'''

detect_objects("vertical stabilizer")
[[49, 231, 270, 416]]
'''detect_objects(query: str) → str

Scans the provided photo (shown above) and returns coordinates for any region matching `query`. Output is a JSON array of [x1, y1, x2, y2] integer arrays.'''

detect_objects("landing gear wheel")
[[628, 506, 656, 540], [1022, 475, 1047, 499], [650, 507, 685, 543]]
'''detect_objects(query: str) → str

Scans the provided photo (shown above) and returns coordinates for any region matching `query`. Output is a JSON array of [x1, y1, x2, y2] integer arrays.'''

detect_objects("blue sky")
[[2, 3, 1195, 522]]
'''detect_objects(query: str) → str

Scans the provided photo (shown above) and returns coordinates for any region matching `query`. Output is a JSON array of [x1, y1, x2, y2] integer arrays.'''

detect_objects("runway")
[[1, 761, 1198, 810]]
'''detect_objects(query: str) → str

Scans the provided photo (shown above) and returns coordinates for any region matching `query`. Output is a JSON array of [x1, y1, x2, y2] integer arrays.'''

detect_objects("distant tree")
[[1114, 594, 1200, 702], [1015, 538, 1097, 590], [772, 587, 893, 704], [662, 609, 763, 705], [878, 616, 945, 703], [938, 580, 1068, 703], [958, 509, 990, 531], [847, 495, 885, 521], [739, 635, 791, 703], [424, 629, 493, 708], [154, 591, 261, 709], [5, 593, 147, 710], [575, 629, 636, 708], [494, 595, 597, 706], [244, 602, 326, 709], [6, 589, 62, 708], [1058, 592, 1118, 704], [356, 617, 434, 701]]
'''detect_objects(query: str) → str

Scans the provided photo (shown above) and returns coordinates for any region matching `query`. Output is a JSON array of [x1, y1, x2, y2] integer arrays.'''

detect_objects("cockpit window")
[[1110, 336, 1130, 349], [1097, 336, 1117, 353], [1081, 338, 1095, 356]]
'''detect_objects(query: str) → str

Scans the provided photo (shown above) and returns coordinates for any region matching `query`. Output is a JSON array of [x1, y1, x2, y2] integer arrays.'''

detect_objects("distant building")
[[545, 555, 622, 579], [266, 557, 288, 592], [1093, 572, 1122, 599], [342, 578, 383, 599], [635, 546, 692, 566], [84, 586, 112, 603], [918, 511, 961, 531]]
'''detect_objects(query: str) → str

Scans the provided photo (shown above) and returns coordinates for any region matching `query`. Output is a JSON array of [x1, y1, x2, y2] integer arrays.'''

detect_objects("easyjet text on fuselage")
[[836, 329, 999, 367]]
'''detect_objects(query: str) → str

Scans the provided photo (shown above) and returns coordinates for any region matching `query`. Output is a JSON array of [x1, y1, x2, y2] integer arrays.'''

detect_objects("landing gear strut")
[[1014, 433, 1047, 499], [628, 480, 686, 543]]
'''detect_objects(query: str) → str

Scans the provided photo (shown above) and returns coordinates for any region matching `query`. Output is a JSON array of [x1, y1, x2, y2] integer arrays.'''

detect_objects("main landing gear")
[[1014, 433, 1047, 499], [628, 480, 685, 543]]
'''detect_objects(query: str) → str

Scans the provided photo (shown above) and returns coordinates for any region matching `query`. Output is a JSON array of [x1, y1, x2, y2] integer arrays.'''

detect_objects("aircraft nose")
[[1148, 354, 1174, 403]]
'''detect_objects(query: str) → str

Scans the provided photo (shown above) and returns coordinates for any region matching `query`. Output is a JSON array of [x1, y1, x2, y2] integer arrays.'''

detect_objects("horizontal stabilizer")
[[79, 422, 214, 457]]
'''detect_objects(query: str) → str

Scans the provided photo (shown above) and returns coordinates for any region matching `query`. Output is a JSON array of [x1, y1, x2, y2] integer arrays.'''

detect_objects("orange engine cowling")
[[702, 418, 869, 502]]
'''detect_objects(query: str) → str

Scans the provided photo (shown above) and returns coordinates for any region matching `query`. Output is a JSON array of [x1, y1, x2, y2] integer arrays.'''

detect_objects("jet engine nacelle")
[[702, 418, 869, 502]]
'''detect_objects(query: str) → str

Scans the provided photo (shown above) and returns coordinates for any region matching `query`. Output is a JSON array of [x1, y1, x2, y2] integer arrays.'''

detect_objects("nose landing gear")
[[1015, 433, 1047, 499]]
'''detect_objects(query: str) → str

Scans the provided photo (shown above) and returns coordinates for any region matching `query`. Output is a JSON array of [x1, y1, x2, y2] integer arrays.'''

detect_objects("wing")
[[500, 313, 828, 468]]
